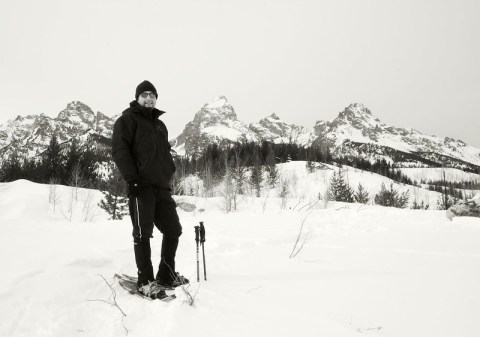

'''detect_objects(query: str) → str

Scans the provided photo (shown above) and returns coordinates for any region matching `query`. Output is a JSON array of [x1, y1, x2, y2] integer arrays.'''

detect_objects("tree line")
[[1, 135, 474, 216], [0, 134, 107, 188], [0, 136, 464, 196], [172, 141, 417, 190], [421, 178, 480, 191]]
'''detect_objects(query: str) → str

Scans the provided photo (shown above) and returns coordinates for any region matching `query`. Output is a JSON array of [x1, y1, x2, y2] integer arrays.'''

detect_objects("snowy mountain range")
[[313, 103, 480, 170], [170, 96, 314, 156], [170, 98, 480, 171], [0, 101, 113, 160], [1, 98, 479, 172]]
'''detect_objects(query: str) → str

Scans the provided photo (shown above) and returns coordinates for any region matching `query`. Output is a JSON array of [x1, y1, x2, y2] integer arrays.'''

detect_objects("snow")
[[203, 96, 230, 110], [398, 167, 480, 184], [1, 176, 480, 337], [172, 141, 186, 157], [202, 124, 247, 142], [275, 162, 443, 207]]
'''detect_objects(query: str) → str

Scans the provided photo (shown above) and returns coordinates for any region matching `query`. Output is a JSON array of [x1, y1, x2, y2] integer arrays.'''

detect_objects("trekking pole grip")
[[195, 226, 200, 242], [200, 222, 205, 243]]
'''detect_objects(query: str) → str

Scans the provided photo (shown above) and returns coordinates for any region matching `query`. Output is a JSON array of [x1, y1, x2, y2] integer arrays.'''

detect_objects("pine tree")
[[63, 138, 82, 184], [412, 199, 429, 210], [374, 182, 410, 208], [250, 148, 263, 197], [265, 145, 279, 188], [42, 133, 64, 182], [327, 169, 354, 203], [0, 152, 23, 181], [99, 166, 128, 220], [79, 143, 100, 187], [354, 183, 370, 204], [440, 170, 453, 210]]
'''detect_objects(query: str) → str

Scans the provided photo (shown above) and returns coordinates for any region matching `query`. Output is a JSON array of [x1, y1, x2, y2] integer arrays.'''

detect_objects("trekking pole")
[[194, 225, 200, 282], [199, 221, 207, 281]]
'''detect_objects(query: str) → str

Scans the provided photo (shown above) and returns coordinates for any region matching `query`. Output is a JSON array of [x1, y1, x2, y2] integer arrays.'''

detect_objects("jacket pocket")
[[137, 157, 151, 172], [135, 131, 156, 167]]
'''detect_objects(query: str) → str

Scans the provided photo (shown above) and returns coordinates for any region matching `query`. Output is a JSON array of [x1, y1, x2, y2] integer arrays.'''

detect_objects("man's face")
[[138, 91, 157, 108]]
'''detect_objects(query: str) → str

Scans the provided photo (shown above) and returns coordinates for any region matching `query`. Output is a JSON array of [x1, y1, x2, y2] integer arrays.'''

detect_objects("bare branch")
[[88, 274, 129, 335], [289, 214, 311, 259], [89, 274, 126, 317]]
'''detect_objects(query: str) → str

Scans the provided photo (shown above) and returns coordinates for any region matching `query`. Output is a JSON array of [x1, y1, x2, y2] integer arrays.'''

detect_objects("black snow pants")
[[129, 186, 183, 287]]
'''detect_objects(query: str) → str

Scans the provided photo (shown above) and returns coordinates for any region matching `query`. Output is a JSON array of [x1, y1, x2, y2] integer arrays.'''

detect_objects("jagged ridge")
[[0, 101, 113, 159], [1, 99, 479, 174]]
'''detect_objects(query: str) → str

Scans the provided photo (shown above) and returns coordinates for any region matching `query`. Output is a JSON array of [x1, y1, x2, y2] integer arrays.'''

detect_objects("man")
[[112, 80, 188, 299]]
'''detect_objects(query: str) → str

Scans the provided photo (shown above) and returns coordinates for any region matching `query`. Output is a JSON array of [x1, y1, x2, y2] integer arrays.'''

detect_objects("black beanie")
[[135, 80, 158, 100]]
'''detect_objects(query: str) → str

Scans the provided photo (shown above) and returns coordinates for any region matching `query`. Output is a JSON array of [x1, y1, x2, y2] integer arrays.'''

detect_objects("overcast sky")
[[1, 0, 479, 147]]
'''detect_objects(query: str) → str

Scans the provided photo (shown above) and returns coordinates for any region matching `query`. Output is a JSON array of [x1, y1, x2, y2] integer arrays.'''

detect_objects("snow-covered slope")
[[278, 162, 447, 205], [1, 179, 480, 337], [249, 113, 314, 146], [398, 167, 480, 185], [180, 161, 474, 209]]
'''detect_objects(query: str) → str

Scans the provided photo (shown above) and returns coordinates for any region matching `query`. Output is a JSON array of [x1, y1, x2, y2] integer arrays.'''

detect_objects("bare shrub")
[[178, 282, 200, 307], [83, 189, 99, 222], [69, 163, 84, 201], [49, 177, 61, 212], [279, 179, 290, 210], [289, 214, 310, 258], [89, 275, 128, 335], [261, 188, 270, 213]]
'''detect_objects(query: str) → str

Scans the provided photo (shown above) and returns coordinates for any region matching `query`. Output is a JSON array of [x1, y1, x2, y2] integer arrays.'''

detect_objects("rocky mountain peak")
[[346, 103, 369, 114], [14, 115, 25, 123], [202, 96, 229, 109], [268, 113, 280, 120], [194, 96, 237, 126], [59, 101, 94, 115], [256, 113, 288, 131], [249, 113, 314, 146], [333, 103, 382, 130], [56, 101, 96, 129]]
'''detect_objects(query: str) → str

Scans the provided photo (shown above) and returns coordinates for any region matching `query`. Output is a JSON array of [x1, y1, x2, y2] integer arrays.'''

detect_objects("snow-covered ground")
[[277, 162, 446, 207], [1, 179, 480, 337], [398, 167, 480, 184], [184, 162, 457, 209]]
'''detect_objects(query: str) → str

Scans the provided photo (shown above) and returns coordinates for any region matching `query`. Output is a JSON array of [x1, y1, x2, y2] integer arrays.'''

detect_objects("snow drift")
[[1, 179, 480, 337]]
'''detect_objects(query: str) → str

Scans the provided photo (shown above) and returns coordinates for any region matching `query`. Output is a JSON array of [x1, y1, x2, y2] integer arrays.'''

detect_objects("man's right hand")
[[128, 182, 140, 198]]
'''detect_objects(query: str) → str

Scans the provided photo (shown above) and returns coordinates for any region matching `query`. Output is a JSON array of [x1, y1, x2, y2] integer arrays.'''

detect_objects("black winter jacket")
[[112, 101, 176, 188]]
